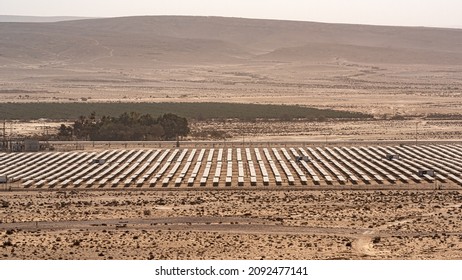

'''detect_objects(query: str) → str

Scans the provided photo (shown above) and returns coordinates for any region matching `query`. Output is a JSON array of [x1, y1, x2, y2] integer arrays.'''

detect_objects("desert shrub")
[[0, 200, 9, 208]]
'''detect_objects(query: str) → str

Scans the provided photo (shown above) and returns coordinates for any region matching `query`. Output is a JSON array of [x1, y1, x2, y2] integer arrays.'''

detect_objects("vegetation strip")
[[0, 102, 372, 121]]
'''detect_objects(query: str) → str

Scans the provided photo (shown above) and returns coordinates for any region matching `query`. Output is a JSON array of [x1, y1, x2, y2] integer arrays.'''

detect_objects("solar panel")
[[236, 148, 242, 162], [217, 148, 223, 162], [227, 148, 232, 161], [254, 148, 262, 161], [207, 149, 215, 162]]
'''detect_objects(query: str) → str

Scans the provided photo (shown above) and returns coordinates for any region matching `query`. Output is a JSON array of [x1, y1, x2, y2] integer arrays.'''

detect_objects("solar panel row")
[[1, 144, 461, 189]]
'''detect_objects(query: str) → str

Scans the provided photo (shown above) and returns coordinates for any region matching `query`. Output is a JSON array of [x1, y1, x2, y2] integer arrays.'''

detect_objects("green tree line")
[[58, 112, 189, 141]]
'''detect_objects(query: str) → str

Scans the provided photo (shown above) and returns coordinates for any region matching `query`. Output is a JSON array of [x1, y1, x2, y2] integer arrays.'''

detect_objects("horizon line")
[[1, 14, 461, 30]]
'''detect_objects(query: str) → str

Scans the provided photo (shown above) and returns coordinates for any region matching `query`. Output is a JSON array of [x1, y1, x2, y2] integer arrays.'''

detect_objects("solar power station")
[[1, 144, 462, 189]]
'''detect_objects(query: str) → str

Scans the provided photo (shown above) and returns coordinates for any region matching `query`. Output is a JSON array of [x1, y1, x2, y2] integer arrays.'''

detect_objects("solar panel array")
[[1, 144, 462, 189]]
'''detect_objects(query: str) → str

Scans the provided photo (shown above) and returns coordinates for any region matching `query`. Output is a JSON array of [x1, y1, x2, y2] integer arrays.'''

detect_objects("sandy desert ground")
[[2, 190, 462, 259], [190, 119, 462, 142]]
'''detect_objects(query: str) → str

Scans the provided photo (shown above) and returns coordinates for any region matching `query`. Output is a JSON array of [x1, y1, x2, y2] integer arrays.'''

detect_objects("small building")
[[92, 159, 106, 165], [386, 154, 400, 160], [296, 156, 311, 162], [24, 139, 40, 152], [0, 175, 7, 183], [418, 169, 435, 177]]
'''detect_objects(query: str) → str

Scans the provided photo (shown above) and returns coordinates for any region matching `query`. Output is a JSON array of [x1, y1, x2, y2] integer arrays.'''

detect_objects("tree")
[[59, 112, 189, 141], [157, 113, 190, 140], [57, 124, 73, 140]]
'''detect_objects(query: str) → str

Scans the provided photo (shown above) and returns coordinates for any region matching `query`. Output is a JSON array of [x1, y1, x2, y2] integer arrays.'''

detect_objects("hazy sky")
[[2, 0, 462, 28]]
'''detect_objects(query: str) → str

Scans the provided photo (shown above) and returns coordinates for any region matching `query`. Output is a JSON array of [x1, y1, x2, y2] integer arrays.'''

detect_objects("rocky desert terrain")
[[2, 190, 462, 259]]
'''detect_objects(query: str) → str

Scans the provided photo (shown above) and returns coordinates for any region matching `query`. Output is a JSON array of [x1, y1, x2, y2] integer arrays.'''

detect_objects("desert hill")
[[1, 16, 462, 66]]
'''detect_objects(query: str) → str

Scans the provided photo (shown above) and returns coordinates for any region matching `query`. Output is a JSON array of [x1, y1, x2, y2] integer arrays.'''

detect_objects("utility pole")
[[2, 120, 6, 152]]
